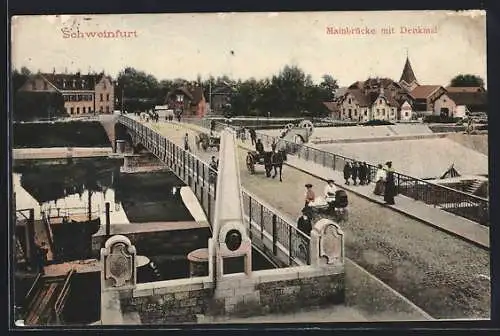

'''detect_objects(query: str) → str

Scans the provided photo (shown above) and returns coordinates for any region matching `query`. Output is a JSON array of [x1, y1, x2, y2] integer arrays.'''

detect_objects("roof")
[[41, 72, 106, 91], [400, 57, 418, 84], [446, 86, 486, 93], [410, 85, 442, 99], [334, 87, 348, 99], [166, 85, 205, 105], [447, 92, 488, 108], [323, 102, 340, 112]]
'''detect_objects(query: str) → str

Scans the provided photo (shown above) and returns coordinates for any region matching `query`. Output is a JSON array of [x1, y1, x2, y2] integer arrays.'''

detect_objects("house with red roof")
[[165, 82, 207, 118]]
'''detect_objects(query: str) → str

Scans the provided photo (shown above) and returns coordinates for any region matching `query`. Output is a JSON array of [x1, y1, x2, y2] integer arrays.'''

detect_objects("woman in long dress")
[[384, 162, 396, 205], [373, 164, 386, 196]]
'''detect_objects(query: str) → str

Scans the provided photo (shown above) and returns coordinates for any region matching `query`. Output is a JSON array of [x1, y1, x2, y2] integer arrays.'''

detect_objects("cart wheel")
[[246, 154, 255, 174]]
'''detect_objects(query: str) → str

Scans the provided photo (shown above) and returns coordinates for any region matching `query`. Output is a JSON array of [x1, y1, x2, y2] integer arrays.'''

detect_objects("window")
[[83, 107, 86, 113], [377, 109, 380, 115], [106, 93, 110, 101], [382, 109, 386, 116], [62, 80, 66, 88], [364, 110, 368, 116], [72, 79, 76, 88], [64, 95, 68, 102], [379, 99, 383, 104], [76, 107, 80, 114], [70, 107, 74, 114], [81, 80, 85, 88], [354, 110, 357, 116], [100, 93, 103, 102], [106, 106, 109, 113], [405, 112, 409, 117], [78, 95, 82, 101], [100, 106, 103, 112], [88, 107, 92, 113], [348, 98, 352, 104]]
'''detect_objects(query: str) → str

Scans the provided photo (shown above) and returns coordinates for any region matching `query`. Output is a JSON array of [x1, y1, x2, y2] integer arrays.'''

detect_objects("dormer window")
[[81, 80, 85, 88], [62, 80, 66, 88], [72, 79, 76, 88]]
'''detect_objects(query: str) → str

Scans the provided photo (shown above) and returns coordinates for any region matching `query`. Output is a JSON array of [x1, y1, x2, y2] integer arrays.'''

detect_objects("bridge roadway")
[[131, 118, 490, 320]]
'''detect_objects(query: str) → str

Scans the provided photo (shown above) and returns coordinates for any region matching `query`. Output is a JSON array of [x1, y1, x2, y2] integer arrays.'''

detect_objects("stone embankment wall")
[[118, 265, 345, 324], [13, 121, 111, 148]]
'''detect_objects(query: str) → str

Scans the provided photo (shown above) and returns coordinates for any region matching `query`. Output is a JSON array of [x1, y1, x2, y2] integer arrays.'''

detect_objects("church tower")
[[399, 54, 419, 92]]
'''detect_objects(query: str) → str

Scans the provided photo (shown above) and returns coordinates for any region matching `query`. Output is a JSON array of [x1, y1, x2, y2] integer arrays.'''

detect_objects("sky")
[[11, 10, 487, 87]]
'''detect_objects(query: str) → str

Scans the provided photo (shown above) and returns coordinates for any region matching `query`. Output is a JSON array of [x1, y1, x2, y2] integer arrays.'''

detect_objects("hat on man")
[[305, 183, 313, 188]]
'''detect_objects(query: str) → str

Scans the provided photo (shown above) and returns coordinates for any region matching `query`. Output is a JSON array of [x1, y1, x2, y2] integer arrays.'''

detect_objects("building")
[[338, 73, 414, 122], [409, 85, 449, 116], [165, 83, 207, 118], [18, 71, 115, 116], [446, 91, 488, 115]]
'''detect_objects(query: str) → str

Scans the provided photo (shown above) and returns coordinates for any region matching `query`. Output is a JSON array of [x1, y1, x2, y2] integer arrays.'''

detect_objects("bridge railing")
[[184, 118, 489, 226], [119, 115, 218, 227], [119, 115, 310, 265], [242, 191, 309, 266]]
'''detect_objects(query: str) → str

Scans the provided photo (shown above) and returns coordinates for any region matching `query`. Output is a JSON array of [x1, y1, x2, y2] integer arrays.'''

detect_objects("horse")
[[263, 150, 285, 182]]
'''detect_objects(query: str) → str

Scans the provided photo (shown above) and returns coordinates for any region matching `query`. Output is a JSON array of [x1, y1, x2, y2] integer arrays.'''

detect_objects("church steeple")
[[399, 52, 418, 91], [400, 57, 417, 84]]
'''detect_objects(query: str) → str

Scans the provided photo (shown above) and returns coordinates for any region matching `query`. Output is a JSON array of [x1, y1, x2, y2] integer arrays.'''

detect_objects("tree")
[[319, 74, 338, 100], [450, 74, 485, 87], [12, 67, 32, 92]]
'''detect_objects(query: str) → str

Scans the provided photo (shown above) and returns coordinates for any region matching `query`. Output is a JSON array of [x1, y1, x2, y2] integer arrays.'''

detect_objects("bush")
[[362, 119, 395, 126], [423, 115, 461, 123]]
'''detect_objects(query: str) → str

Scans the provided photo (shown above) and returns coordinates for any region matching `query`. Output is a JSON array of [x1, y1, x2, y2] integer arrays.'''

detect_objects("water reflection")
[[13, 158, 125, 223]]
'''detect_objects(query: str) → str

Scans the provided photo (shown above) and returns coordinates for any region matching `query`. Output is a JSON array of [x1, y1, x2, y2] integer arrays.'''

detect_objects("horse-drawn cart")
[[246, 151, 267, 174], [198, 132, 220, 151]]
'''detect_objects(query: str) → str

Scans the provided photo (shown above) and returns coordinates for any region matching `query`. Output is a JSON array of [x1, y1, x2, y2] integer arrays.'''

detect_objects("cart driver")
[[255, 139, 264, 154], [304, 183, 316, 207]]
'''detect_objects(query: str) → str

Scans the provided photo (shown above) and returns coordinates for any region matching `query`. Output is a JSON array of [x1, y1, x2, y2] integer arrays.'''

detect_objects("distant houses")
[[164, 82, 207, 118], [16, 71, 115, 117], [326, 56, 487, 122]]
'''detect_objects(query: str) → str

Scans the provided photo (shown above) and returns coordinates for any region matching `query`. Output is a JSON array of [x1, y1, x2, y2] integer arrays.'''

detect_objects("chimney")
[[52, 67, 56, 74]]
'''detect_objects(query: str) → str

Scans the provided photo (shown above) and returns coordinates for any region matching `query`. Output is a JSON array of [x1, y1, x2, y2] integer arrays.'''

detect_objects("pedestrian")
[[384, 161, 396, 205], [297, 207, 313, 236], [210, 120, 216, 133], [184, 133, 190, 151], [351, 162, 359, 185], [373, 164, 386, 196], [304, 183, 316, 207], [359, 162, 367, 185], [249, 128, 257, 146], [177, 113, 181, 123], [363, 162, 371, 184], [343, 162, 352, 185]]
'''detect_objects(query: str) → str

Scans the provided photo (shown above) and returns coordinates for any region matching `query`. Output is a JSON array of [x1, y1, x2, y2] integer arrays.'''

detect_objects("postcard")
[[10, 10, 489, 327]]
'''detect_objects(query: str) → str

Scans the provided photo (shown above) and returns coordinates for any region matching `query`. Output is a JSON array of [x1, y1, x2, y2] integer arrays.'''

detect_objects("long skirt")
[[373, 180, 385, 196]]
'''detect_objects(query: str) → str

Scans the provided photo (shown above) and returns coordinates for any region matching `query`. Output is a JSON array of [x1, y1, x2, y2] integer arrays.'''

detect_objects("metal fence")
[[184, 118, 489, 226], [118, 115, 310, 265]]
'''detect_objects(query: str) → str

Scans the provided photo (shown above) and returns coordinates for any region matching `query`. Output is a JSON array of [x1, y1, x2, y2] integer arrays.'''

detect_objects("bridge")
[[112, 114, 490, 320], [117, 115, 309, 268]]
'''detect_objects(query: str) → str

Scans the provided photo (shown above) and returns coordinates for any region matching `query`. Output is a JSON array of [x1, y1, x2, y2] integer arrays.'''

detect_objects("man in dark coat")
[[297, 208, 313, 236], [384, 161, 396, 205], [255, 139, 264, 154], [359, 162, 367, 185], [351, 162, 359, 185], [249, 128, 257, 145], [343, 162, 352, 185]]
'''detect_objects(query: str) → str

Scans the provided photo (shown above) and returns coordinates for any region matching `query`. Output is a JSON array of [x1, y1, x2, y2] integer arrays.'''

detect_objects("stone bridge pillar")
[[309, 218, 344, 267], [100, 235, 137, 325], [209, 128, 252, 294]]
